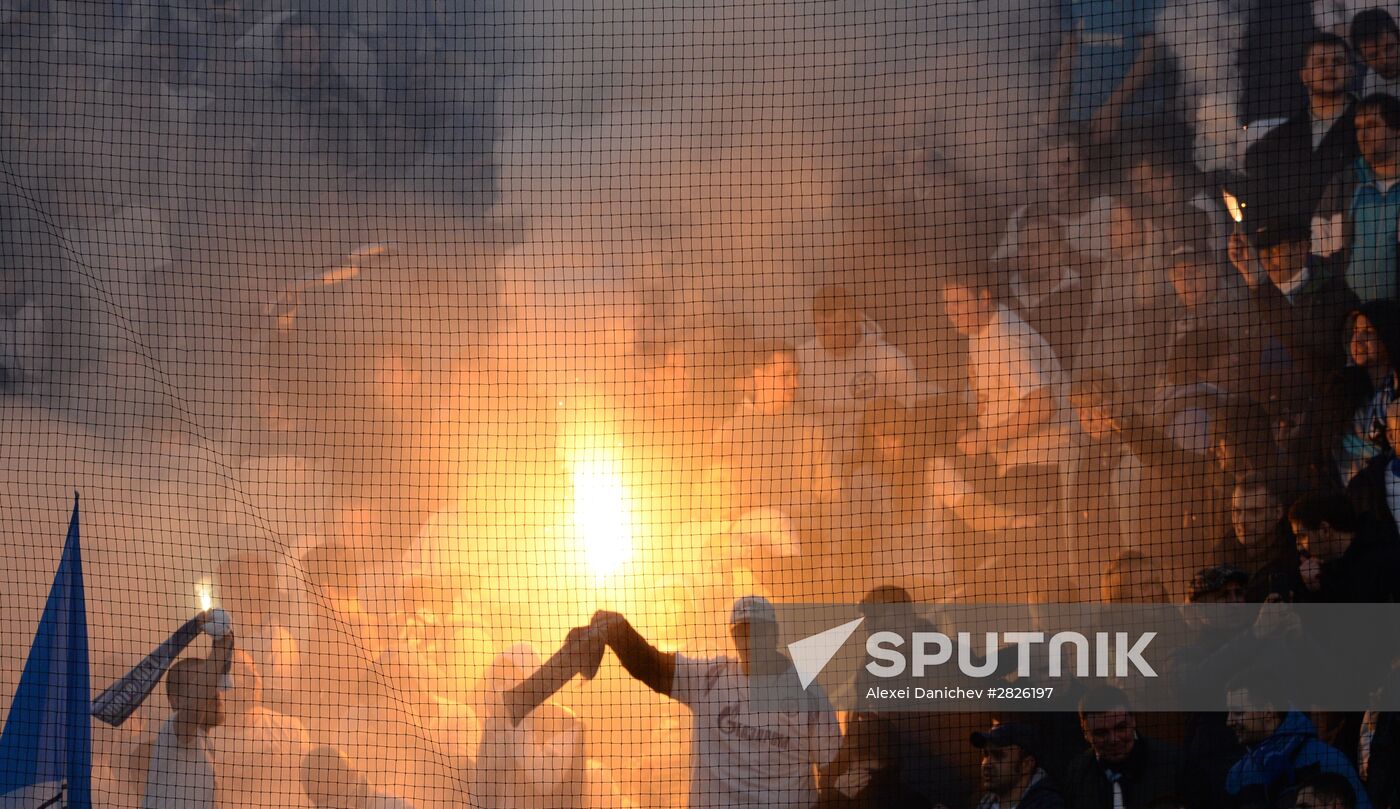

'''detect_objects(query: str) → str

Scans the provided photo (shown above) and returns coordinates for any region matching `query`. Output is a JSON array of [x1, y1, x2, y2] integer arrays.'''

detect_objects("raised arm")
[[591, 611, 676, 696]]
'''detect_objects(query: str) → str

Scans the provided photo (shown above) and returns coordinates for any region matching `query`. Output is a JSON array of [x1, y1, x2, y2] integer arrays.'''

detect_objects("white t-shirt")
[[967, 306, 1075, 470], [797, 325, 926, 466], [141, 716, 217, 809], [672, 655, 839, 809]]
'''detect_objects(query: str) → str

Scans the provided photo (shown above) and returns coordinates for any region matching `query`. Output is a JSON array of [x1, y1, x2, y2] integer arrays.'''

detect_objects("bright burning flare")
[[570, 451, 636, 578], [1222, 189, 1244, 224], [196, 579, 213, 612]]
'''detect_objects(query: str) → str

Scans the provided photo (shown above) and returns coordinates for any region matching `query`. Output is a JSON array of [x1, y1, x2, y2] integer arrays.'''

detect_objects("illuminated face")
[[980, 745, 1030, 794], [1301, 42, 1353, 98], [1361, 31, 1400, 80], [1232, 485, 1281, 548], [1357, 107, 1400, 167], [1226, 688, 1280, 746], [1075, 404, 1116, 441], [1082, 710, 1136, 765], [1351, 314, 1389, 370], [940, 283, 994, 337], [1292, 520, 1349, 562], [752, 354, 799, 413]]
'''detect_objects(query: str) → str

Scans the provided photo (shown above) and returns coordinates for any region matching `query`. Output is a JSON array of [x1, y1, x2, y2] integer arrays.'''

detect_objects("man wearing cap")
[[589, 595, 840, 809], [1226, 219, 1357, 395], [972, 723, 1067, 809], [1190, 565, 1249, 604]]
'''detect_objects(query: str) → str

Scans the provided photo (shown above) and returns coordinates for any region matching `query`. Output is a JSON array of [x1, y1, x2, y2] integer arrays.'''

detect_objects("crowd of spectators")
[[31, 0, 1400, 807]]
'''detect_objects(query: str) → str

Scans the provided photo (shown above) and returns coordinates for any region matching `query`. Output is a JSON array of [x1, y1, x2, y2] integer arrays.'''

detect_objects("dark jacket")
[[1063, 736, 1206, 809], [1346, 452, 1400, 542], [1243, 102, 1359, 233], [1296, 518, 1400, 603], [1214, 524, 1302, 603], [977, 770, 1067, 809], [1246, 257, 1359, 401], [1185, 712, 1248, 809]]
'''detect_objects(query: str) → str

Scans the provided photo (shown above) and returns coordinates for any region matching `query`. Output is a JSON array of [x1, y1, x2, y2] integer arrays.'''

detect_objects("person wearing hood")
[[796, 284, 926, 475], [1225, 679, 1370, 809]]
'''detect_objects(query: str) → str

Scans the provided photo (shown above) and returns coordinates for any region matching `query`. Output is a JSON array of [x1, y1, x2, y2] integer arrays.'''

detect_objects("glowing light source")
[[569, 450, 636, 579], [1222, 189, 1245, 224], [196, 578, 213, 612]]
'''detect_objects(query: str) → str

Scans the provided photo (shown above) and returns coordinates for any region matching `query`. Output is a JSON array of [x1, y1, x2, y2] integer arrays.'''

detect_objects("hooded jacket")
[[1226, 711, 1371, 809]]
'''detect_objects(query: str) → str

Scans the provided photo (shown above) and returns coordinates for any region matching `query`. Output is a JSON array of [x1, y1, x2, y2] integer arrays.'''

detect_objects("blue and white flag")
[[0, 496, 91, 809]]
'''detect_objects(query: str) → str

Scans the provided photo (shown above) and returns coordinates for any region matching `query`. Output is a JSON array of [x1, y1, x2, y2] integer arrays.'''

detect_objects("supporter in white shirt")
[[590, 596, 840, 809], [142, 629, 235, 809], [210, 651, 311, 809], [796, 285, 926, 471], [939, 273, 1075, 476]]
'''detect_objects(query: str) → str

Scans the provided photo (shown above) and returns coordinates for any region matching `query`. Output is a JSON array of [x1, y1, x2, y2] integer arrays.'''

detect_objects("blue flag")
[[0, 496, 92, 809]]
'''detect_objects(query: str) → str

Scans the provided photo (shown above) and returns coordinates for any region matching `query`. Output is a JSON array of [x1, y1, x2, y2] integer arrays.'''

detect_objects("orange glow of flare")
[[569, 450, 636, 579], [196, 579, 213, 612], [1222, 190, 1244, 224]]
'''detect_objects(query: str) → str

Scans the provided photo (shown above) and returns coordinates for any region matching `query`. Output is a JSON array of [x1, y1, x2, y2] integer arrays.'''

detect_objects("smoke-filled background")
[[0, 0, 1359, 806]]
